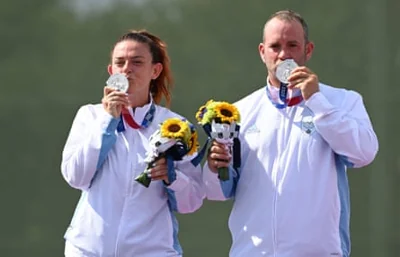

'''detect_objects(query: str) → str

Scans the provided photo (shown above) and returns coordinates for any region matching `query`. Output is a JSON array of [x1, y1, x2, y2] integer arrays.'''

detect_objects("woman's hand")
[[101, 87, 130, 118], [149, 157, 170, 184]]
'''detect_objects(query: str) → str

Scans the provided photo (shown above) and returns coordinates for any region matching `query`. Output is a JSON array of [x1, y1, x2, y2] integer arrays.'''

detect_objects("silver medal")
[[106, 73, 129, 93], [276, 59, 298, 84]]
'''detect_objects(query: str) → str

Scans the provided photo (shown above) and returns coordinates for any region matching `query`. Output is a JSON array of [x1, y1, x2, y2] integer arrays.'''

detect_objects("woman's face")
[[108, 40, 162, 99]]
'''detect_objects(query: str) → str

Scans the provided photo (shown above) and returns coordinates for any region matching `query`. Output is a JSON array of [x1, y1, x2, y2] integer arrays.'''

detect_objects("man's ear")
[[259, 43, 266, 63], [107, 64, 113, 75], [305, 41, 314, 61], [152, 63, 163, 80]]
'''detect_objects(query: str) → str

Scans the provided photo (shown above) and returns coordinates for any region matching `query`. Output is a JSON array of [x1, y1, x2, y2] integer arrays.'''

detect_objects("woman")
[[61, 30, 204, 257]]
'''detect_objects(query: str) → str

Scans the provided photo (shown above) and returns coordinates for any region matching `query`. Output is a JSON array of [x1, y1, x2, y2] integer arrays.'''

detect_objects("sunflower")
[[213, 102, 240, 124], [160, 118, 191, 143], [187, 127, 199, 156]]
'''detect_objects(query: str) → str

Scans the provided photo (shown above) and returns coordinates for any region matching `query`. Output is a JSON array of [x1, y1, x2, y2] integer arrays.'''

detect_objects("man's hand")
[[207, 140, 232, 173], [288, 66, 319, 100]]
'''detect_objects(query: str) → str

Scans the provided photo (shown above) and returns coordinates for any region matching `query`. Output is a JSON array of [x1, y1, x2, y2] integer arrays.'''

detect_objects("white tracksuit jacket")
[[61, 101, 204, 257], [203, 83, 378, 257]]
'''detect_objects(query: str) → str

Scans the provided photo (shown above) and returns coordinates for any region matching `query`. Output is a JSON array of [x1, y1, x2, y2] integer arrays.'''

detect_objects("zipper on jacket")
[[114, 199, 127, 257], [272, 185, 278, 256], [114, 150, 133, 257], [272, 111, 290, 256], [271, 149, 280, 257]]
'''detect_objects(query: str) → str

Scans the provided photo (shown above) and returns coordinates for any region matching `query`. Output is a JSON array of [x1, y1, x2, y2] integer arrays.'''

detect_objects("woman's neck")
[[128, 93, 150, 108]]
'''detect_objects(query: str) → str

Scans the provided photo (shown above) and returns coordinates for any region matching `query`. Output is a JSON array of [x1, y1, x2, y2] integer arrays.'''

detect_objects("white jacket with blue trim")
[[61, 102, 204, 257], [203, 83, 378, 257]]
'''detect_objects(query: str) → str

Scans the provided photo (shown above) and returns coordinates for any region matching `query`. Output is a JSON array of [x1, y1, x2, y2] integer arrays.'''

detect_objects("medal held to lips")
[[106, 73, 129, 93], [276, 59, 298, 84]]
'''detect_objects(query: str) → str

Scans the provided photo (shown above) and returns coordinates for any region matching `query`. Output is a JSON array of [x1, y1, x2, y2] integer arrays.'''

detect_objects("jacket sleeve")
[[202, 163, 239, 201], [305, 90, 379, 168], [61, 105, 120, 190], [165, 158, 205, 214]]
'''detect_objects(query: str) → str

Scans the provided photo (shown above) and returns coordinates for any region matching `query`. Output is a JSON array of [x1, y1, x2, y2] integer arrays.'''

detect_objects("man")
[[203, 10, 378, 257]]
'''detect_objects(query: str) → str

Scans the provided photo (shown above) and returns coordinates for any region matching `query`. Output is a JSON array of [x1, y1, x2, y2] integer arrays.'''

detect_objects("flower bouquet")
[[135, 117, 199, 188], [195, 100, 241, 181]]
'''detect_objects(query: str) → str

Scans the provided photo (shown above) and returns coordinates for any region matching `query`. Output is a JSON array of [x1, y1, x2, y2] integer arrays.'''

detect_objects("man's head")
[[259, 10, 314, 86]]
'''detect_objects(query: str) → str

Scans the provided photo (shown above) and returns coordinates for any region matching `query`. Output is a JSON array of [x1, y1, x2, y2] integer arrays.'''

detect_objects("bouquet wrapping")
[[195, 100, 241, 181], [135, 117, 199, 187]]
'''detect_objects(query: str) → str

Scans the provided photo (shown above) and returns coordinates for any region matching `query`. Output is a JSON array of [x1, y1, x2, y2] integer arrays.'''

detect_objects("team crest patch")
[[246, 124, 260, 133], [301, 116, 315, 134]]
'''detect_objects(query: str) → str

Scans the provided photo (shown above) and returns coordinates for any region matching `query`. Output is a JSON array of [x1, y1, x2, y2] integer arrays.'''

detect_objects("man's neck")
[[267, 76, 281, 88]]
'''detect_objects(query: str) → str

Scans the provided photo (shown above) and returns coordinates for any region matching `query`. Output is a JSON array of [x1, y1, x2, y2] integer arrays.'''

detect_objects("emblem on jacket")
[[301, 116, 315, 134], [246, 124, 260, 134]]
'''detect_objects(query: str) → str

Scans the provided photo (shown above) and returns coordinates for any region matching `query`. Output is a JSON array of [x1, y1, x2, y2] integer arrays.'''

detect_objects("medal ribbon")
[[266, 83, 303, 109], [117, 102, 156, 132]]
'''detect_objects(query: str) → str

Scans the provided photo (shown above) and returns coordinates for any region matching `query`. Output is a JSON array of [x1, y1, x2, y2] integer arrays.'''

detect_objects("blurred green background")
[[1, 0, 399, 256]]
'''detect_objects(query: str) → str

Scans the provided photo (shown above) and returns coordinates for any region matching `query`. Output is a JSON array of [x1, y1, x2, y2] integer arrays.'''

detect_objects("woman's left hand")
[[149, 157, 169, 184]]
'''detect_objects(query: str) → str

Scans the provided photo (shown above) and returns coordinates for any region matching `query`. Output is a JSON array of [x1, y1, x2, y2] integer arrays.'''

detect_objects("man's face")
[[259, 18, 314, 85], [108, 40, 161, 96]]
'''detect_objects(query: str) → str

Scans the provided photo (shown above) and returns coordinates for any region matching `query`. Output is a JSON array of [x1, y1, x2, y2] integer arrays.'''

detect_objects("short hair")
[[264, 10, 309, 43]]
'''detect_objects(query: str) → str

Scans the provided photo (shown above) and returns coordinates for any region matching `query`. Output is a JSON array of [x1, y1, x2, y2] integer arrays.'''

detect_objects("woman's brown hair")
[[111, 30, 173, 106]]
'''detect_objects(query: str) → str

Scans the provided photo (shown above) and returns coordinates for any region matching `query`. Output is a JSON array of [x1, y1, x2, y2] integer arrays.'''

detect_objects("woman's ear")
[[152, 63, 163, 80]]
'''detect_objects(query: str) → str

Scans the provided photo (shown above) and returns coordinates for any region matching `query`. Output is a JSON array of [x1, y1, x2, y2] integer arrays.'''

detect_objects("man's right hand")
[[207, 140, 232, 173], [101, 86, 130, 118]]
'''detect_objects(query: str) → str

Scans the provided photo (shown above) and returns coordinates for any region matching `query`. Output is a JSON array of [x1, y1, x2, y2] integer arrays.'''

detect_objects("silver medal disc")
[[106, 73, 129, 93], [276, 59, 298, 84]]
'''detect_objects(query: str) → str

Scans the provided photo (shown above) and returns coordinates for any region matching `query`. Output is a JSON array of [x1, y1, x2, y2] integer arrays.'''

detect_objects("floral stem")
[[135, 163, 152, 188], [218, 167, 229, 181]]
